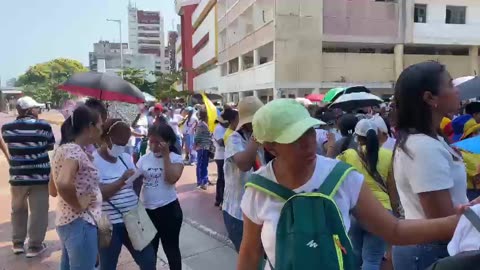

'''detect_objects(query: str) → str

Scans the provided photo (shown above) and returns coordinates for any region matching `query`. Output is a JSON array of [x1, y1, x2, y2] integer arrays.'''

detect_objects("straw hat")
[[236, 96, 264, 131]]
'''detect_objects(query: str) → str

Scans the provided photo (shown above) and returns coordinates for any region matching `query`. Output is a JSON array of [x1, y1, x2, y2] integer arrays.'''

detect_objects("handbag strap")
[[106, 200, 124, 216], [85, 210, 99, 227], [118, 156, 128, 169]]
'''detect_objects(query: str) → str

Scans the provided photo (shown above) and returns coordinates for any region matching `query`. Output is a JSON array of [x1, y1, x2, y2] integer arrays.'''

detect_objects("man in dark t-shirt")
[[1, 96, 55, 257]]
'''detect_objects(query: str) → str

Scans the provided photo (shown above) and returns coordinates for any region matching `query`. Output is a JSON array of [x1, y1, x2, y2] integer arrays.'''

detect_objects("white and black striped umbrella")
[[329, 92, 383, 112]]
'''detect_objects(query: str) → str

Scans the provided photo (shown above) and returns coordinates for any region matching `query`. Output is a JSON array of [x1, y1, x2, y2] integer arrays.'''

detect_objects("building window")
[[446, 6, 466, 24], [414, 4, 427, 23]]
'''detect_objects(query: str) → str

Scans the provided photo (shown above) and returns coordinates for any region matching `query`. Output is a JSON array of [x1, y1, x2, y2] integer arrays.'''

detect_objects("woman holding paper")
[[93, 119, 156, 270]]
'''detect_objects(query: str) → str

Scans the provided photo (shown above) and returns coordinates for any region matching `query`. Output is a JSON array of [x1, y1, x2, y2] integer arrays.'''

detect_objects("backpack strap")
[[464, 208, 480, 233], [318, 161, 354, 197], [246, 174, 296, 202]]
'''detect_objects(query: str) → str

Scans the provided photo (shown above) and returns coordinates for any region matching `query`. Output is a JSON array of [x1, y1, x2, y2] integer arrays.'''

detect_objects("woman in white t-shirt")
[[183, 108, 198, 164], [238, 99, 465, 270], [391, 62, 469, 269], [137, 123, 184, 270], [94, 119, 156, 270]]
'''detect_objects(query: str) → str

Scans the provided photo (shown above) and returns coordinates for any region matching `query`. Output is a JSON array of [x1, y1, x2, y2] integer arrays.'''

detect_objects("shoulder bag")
[[114, 156, 158, 251]]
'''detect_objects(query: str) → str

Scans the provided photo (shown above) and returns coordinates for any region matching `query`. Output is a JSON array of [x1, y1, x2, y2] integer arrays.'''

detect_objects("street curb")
[[183, 218, 235, 249]]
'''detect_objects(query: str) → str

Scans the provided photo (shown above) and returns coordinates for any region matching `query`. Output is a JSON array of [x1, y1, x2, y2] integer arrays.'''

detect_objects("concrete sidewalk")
[[0, 221, 237, 270]]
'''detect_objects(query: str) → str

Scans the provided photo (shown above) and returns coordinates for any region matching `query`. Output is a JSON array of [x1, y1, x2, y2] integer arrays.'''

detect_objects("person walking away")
[[137, 123, 184, 270], [465, 102, 480, 123], [52, 106, 103, 270], [237, 99, 468, 270], [1, 96, 55, 257], [194, 110, 213, 190], [213, 113, 230, 206], [223, 96, 264, 252], [184, 107, 198, 165], [325, 114, 359, 158], [371, 115, 396, 151], [167, 108, 184, 150], [337, 119, 394, 270], [392, 61, 469, 269], [93, 119, 156, 270]]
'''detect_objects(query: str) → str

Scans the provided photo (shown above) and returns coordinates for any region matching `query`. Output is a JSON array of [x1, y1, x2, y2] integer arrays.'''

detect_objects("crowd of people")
[[2, 60, 480, 270]]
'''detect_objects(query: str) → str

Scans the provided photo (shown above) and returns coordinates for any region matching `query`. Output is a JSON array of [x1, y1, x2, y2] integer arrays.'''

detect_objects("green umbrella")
[[323, 87, 347, 103]]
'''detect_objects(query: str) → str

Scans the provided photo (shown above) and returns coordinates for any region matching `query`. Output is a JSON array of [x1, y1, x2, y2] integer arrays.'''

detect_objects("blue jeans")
[[99, 223, 156, 270], [184, 134, 196, 163], [349, 216, 386, 270], [223, 211, 243, 253], [56, 218, 98, 270], [196, 149, 209, 186], [392, 243, 449, 270]]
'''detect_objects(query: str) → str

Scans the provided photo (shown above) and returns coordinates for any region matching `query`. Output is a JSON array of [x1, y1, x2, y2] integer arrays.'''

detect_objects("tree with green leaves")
[[153, 71, 189, 100], [16, 58, 88, 107], [118, 67, 157, 94]]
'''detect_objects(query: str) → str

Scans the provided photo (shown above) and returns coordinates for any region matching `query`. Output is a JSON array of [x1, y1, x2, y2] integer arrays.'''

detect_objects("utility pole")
[[107, 19, 124, 78]]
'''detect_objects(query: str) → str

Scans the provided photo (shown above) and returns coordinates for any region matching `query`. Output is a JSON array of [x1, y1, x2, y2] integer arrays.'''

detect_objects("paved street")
[[0, 111, 237, 270]]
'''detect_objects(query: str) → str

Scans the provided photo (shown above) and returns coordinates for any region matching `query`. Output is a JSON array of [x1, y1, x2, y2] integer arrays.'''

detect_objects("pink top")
[[52, 143, 102, 226]]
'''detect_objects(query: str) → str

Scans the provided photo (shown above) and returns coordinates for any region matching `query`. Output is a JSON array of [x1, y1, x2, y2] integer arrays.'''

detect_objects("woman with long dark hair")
[[52, 106, 104, 270], [392, 61, 468, 269], [326, 114, 358, 158], [337, 119, 393, 270], [136, 123, 184, 270]]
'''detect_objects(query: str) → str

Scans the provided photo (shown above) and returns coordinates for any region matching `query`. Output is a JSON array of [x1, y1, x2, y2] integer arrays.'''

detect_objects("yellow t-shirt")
[[224, 128, 234, 145], [337, 147, 393, 210], [461, 151, 480, 190]]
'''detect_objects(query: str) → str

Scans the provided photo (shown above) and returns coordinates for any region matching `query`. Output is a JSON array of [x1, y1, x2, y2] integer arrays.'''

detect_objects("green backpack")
[[246, 162, 357, 270]]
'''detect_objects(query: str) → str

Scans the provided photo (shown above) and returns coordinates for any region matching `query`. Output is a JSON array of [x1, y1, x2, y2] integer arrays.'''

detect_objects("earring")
[[434, 104, 438, 109]]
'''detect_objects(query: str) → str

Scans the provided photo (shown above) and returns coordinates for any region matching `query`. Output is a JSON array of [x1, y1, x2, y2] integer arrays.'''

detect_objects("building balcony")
[[412, 23, 480, 45], [219, 62, 274, 93], [192, 0, 215, 28], [193, 43, 216, 69], [218, 21, 274, 64], [194, 67, 220, 91]]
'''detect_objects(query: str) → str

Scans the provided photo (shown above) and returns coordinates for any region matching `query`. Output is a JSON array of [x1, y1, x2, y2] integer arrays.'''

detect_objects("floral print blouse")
[[52, 143, 102, 226]]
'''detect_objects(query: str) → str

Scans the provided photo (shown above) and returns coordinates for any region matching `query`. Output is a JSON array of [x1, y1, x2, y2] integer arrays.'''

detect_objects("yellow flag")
[[201, 92, 218, 132]]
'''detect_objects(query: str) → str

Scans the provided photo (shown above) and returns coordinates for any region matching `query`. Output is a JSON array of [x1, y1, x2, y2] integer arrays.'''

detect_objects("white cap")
[[17, 96, 44, 110], [371, 115, 389, 134], [355, 119, 378, 137]]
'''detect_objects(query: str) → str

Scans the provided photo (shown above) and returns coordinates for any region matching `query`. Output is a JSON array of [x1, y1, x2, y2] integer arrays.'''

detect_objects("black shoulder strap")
[[118, 156, 128, 169]]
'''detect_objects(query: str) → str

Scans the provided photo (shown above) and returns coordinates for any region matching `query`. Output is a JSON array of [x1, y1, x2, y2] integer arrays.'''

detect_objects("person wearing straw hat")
[[222, 96, 264, 252]]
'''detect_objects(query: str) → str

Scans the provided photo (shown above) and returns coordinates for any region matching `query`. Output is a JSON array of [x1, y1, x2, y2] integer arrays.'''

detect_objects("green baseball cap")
[[253, 99, 325, 144]]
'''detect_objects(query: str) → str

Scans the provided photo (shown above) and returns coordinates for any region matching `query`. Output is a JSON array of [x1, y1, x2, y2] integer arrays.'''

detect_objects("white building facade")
[[191, 0, 220, 94], [177, 0, 480, 102], [128, 4, 168, 73]]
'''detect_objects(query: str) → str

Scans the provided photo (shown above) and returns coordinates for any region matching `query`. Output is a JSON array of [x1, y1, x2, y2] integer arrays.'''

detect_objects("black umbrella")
[[453, 76, 480, 100], [59, 72, 146, 104]]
